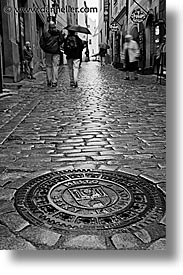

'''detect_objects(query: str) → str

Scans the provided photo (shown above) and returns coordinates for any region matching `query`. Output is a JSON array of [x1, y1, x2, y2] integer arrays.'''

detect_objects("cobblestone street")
[[0, 62, 166, 250]]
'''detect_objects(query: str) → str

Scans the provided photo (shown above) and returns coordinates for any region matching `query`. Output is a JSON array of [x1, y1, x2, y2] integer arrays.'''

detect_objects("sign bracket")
[[133, 0, 148, 14]]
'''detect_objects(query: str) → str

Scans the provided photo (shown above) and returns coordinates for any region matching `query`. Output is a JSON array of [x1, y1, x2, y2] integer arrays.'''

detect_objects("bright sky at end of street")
[[78, 0, 99, 24]]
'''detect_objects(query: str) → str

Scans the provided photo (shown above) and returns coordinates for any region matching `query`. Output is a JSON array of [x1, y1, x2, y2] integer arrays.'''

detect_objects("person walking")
[[23, 41, 36, 80], [64, 30, 83, 88], [122, 34, 140, 80], [99, 46, 107, 66], [40, 21, 64, 87]]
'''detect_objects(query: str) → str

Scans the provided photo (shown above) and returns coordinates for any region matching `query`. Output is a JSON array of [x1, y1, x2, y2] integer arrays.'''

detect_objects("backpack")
[[65, 36, 78, 50]]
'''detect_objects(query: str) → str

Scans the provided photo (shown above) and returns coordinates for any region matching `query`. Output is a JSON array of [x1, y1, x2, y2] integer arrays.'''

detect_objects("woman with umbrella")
[[63, 25, 91, 88]]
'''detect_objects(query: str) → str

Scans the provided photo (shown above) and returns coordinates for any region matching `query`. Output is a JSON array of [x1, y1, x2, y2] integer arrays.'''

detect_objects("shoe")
[[134, 76, 138, 80], [31, 76, 36, 80], [52, 83, 57, 88], [47, 82, 52, 87], [124, 76, 130, 80], [70, 82, 78, 88]]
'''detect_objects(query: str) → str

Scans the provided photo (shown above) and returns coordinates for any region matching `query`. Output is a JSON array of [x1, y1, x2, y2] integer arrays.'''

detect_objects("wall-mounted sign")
[[130, 8, 147, 23], [110, 23, 119, 32]]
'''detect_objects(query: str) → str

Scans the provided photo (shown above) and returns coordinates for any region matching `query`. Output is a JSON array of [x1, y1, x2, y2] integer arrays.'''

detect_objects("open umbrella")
[[65, 24, 91, 35]]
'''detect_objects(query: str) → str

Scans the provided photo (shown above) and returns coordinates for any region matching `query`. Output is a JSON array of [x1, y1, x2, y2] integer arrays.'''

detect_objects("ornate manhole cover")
[[14, 170, 165, 235]]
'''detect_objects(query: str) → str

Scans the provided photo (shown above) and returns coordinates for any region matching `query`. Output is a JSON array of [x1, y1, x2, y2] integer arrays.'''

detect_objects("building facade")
[[97, 0, 166, 73], [66, 0, 78, 25], [109, 0, 127, 68], [0, 0, 49, 82], [128, 0, 166, 73]]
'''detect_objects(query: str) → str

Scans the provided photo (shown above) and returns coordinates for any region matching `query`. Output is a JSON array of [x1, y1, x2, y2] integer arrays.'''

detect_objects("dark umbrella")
[[65, 24, 91, 35]]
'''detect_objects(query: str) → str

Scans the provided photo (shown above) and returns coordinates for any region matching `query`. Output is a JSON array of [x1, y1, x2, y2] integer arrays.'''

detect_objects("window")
[[89, 39, 92, 44]]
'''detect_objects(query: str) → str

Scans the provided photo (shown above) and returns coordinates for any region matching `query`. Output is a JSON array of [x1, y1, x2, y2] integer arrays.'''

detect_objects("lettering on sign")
[[130, 8, 147, 23], [110, 23, 119, 32]]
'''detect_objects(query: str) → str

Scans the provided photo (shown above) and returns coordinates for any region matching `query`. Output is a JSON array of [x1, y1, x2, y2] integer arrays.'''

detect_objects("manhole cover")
[[14, 169, 165, 235]]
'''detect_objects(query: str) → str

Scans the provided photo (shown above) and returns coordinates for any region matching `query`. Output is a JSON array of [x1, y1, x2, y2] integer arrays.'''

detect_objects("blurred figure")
[[122, 34, 140, 80], [40, 21, 64, 87], [99, 46, 107, 66], [23, 41, 35, 80], [64, 30, 83, 88], [99, 43, 110, 66]]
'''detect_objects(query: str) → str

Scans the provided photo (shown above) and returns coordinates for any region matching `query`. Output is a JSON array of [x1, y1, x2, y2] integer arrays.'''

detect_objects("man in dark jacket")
[[64, 31, 83, 87], [40, 21, 64, 87]]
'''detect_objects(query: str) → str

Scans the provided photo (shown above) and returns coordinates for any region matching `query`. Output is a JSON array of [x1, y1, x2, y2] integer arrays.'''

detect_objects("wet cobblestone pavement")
[[0, 62, 166, 250]]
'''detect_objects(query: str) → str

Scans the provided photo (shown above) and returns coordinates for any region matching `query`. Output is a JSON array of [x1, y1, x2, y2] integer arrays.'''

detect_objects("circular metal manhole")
[[14, 169, 165, 235]]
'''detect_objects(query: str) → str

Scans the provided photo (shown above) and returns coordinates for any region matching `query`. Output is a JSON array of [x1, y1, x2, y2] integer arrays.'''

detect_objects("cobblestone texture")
[[0, 63, 166, 250], [62, 235, 107, 250]]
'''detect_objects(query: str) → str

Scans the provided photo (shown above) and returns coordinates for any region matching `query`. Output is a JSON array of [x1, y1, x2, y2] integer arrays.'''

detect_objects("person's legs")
[[52, 54, 60, 86], [101, 56, 105, 65], [124, 70, 130, 79], [100, 55, 103, 65], [45, 53, 52, 85], [132, 62, 138, 80], [67, 59, 74, 85], [73, 59, 80, 87], [79, 56, 82, 68], [124, 62, 130, 80], [29, 60, 36, 79], [24, 60, 31, 78], [133, 70, 138, 79]]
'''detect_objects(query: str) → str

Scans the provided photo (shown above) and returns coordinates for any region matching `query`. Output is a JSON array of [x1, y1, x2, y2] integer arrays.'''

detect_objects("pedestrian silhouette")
[[40, 21, 64, 87], [23, 41, 36, 80], [64, 30, 83, 88], [122, 34, 140, 80]]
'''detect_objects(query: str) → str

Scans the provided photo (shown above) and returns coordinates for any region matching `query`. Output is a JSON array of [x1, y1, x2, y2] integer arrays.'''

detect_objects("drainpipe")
[[84, 1, 90, 61]]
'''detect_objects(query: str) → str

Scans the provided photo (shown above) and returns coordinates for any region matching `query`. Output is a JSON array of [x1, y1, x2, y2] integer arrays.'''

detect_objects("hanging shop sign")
[[130, 8, 147, 23], [110, 23, 119, 32]]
